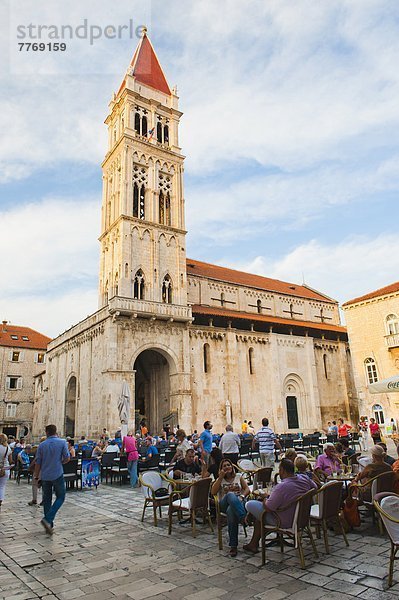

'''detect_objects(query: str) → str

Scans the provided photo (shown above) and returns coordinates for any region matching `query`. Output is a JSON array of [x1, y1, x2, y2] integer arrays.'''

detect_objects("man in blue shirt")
[[34, 424, 70, 535], [199, 421, 213, 463]]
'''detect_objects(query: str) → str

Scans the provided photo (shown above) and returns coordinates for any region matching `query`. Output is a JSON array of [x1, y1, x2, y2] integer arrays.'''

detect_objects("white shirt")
[[0, 445, 11, 470], [105, 444, 120, 454], [219, 431, 241, 454]]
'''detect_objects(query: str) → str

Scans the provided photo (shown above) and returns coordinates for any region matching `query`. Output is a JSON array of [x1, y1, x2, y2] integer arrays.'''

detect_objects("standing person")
[[0, 433, 13, 509], [369, 417, 382, 444], [122, 431, 139, 488], [253, 418, 281, 468], [337, 418, 352, 442], [34, 424, 70, 534], [331, 421, 338, 437], [241, 420, 248, 435], [198, 421, 213, 463], [219, 425, 241, 465], [247, 421, 255, 436], [358, 416, 369, 451]]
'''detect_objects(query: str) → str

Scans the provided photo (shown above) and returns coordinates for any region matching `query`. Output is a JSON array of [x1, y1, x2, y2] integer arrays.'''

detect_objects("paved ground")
[[1, 476, 399, 600]]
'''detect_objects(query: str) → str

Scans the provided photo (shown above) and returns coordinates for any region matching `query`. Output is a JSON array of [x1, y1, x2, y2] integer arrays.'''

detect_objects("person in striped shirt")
[[253, 418, 280, 468]]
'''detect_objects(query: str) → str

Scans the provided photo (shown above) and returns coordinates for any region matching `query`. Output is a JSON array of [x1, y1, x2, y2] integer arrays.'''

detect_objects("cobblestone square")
[[1, 479, 399, 599]]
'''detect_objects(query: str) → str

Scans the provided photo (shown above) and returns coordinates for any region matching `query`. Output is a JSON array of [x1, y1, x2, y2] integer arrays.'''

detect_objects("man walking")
[[253, 418, 280, 468], [34, 424, 70, 535], [198, 420, 213, 463]]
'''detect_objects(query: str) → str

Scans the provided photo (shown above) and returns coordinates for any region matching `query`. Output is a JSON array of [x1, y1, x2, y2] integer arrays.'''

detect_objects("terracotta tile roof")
[[118, 31, 171, 96], [0, 324, 51, 350], [191, 304, 347, 334], [186, 258, 335, 303], [343, 281, 399, 307]]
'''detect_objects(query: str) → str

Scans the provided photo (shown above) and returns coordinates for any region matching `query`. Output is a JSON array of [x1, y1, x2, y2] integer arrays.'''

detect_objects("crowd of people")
[[1, 413, 399, 559]]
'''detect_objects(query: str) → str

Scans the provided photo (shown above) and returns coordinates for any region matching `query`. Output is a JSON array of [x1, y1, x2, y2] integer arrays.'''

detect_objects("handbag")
[[343, 496, 360, 528], [0, 446, 8, 478], [154, 487, 169, 498]]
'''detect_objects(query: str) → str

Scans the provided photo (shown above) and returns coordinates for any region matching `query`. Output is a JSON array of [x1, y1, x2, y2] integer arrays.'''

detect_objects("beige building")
[[343, 281, 399, 428], [33, 31, 358, 439], [0, 321, 50, 439]]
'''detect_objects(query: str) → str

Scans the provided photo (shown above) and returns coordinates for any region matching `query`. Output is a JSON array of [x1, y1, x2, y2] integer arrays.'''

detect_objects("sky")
[[0, 0, 398, 338]]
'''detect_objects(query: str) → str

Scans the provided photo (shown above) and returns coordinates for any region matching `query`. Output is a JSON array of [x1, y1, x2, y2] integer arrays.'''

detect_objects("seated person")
[[78, 435, 88, 445], [138, 437, 159, 465], [334, 442, 344, 462], [173, 448, 204, 479], [353, 444, 392, 497], [391, 444, 399, 473], [314, 443, 342, 479], [67, 440, 76, 458], [245, 459, 317, 553], [377, 442, 396, 466], [17, 445, 31, 469], [283, 449, 297, 462], [105, 439, 120, 454], [211, 458, 250, 557], [341, 438, 355, 458], [170, 429, 192, 464], [91, 442, 104, 458], [204, 447, 223, 479]]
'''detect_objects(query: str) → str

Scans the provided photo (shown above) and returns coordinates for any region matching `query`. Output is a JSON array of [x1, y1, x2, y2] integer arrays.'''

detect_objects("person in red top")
[[369, 418, 382, 444], [122, 431, 139, 488], [337, 418, 352, 441]]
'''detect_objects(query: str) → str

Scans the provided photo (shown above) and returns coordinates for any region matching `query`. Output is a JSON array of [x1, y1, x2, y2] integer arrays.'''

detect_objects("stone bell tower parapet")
[[98, 27, 190, 324]]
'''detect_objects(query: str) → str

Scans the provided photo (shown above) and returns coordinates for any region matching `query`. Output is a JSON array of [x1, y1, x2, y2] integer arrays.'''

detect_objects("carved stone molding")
[[48, 324, 105, 360], [236, 334, 270, 344], [277, 338, 305, 348], [189, 329, 225, 340]]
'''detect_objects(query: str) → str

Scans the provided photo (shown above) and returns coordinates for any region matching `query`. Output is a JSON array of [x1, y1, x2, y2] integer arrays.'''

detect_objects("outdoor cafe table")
[[327, 472, 356, 491]]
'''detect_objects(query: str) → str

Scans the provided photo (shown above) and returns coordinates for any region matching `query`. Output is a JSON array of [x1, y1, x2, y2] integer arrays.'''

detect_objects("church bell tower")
[[99, 28, 190, 323]]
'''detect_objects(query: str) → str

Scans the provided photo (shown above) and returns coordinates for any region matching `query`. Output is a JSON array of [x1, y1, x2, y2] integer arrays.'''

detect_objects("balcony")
[[385, 333, 399, 349], [108, 296, 192, 323]]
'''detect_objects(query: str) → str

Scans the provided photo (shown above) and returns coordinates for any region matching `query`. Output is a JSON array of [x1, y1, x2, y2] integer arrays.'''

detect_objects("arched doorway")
[[134, 349, 171, 434], [283, 374, 305, 431], [65, 376, 77, 438]]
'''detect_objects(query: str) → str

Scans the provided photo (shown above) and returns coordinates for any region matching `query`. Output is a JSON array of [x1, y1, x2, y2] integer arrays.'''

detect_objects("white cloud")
[[227, 234, 399, 306]]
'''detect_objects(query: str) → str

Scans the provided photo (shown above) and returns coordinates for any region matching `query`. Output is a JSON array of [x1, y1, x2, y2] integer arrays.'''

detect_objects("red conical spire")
[[120, 27, 171, 96]]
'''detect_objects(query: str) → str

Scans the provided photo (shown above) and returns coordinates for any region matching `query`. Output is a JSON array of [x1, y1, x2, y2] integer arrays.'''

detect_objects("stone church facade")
[[33, 31, 358, 438]]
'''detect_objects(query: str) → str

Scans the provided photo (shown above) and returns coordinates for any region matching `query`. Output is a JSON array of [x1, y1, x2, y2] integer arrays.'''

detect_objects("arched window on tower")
[[257, 299, 262, 314], [157, 121, 163, 143], [159, 191, 165, 224], [249, 347, 254, 375], [133, 183, 145, 219], [134, 112, 140, 134], [133, 270, 145, 300], [164, 124, 169, 145], [203, 343, 210, 373], [142, 115, 148, 137], [104, 281, 109, 305], [162, 275, 172, 304], [133, 183, 139, 217], [165, 193, 171, 226], [365, 357, 378, 384], [114, 273, 119, 297], [124, 263, 129, 278]]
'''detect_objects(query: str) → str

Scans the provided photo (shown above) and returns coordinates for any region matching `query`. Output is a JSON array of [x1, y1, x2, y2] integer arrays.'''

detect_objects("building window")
[[22, 336, 29, 341], [6, 376, 22, 390], [249, 347, 254, 375], [6, 403, 17, 418], [372, 403, 385, 425], [133, 183, 145, 219], [365, 357, 378, 384], [386, 314, 399, 335], [323, 354, 328, 379], [134, 112, 141, 134], [157, 121, 162, 143], [11, 335, 18, 340], [164, 124, 169, 144], [35, 352, 45, 364], [286, 396, 299, 429], [257, 299, 262, 314], [203, 343, 210, 373], [11, 351, 21, 362], [162, 275, 172, 304], [133, 270, 145, 300]]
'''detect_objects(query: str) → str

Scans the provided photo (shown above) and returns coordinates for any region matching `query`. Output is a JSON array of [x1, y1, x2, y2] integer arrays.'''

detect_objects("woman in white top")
[[0, 433, 13, 508], [170, 429, 192, 464], [211, 458, 250, 556]]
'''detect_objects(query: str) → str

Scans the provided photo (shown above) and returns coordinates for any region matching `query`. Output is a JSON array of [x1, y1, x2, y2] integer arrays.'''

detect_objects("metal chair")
[[374, 492, 399, 587], [110, 455, 128, 485], [100, 452, 118, 483], [261, 488, 319, 568], [139, 471, 175, 526], [168, 477, 213, 537], [310, 481, 349, 553], [63, 458, 80, 489], [252, 467, 273, 491]]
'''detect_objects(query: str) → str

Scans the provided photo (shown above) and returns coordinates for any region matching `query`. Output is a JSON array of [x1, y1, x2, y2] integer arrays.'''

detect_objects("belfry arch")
[[133, 347, 178, 434]]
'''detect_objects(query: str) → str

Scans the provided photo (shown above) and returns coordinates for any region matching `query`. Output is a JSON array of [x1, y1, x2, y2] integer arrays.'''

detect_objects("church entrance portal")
[[65, 376, 77, 438], [134, 349, 171, 435]]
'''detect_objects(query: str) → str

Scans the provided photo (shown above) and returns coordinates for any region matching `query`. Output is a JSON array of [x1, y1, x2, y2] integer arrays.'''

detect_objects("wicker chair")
[[310, 481, 349, 553], [168, 477, 213, 537], [349, 471, 397, 529], [374, 492, 399, 587], [261, 488, 319, 568], [139, 471, 175, 526]]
